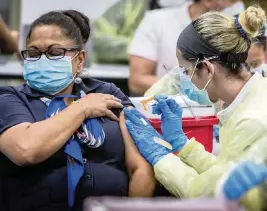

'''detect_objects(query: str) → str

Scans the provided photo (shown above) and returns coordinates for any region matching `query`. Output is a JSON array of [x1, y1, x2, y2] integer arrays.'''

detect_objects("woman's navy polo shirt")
[[0, 78, 132, 211]]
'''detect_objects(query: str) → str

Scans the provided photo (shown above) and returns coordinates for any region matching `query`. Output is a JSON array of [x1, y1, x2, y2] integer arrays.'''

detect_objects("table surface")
[[0, 61, 130, 79]]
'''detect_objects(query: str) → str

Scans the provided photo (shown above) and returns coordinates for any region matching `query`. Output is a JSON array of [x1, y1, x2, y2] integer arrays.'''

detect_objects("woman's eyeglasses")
[[21, 48, 81, 61]]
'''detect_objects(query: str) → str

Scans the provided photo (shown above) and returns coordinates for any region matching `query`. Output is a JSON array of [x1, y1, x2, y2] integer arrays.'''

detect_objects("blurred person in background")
[[92, 0, 188, 65], [214, 0, 227, 11], [247, 24, 267, 76], [0, 10, 157, 211], [150, 0, 162, 10], [0, 16, 20, 58], [128, 0, 224, 96], [223, 0, 245, 16], [154, 0, 189, 8], [92, 0, 161, 64]]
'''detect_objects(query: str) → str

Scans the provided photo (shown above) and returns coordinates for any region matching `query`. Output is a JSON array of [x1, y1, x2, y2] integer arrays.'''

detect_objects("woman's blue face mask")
[[180, 60, 212, 105], [23, 54, 78, 95], [166, 59, 213, 105], [180, 72, 212, 105]]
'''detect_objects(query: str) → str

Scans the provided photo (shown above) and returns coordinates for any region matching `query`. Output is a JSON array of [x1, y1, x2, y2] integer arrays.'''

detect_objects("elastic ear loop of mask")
[[190, 57, 216, 90], [71, 52, 80, 61], [71, 51, 84, 80], [190, 58, 200, 80]]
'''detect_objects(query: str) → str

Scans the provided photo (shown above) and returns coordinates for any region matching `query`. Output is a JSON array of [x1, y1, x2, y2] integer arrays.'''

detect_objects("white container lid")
[[130, 96, 215, 119]]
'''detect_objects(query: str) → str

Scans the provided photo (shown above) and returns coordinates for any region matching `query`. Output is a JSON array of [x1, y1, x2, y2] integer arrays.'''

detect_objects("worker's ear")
[[202, 59, 215, 78]]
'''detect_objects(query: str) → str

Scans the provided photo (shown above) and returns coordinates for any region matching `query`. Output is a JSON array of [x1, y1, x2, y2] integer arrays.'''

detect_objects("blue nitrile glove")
[[223, 161, 267, 201], [124, 107, 171, 166], [152, 95, 168, 114], [152, 96, 188, 152]]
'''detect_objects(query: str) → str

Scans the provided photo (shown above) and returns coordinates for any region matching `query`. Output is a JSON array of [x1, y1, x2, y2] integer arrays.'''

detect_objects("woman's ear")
[[202, 59, 215, 78], [76, 51, 86, 74]]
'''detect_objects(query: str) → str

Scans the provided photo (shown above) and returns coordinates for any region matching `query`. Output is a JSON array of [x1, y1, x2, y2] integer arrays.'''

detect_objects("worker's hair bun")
[[239, 5, 266, 39]]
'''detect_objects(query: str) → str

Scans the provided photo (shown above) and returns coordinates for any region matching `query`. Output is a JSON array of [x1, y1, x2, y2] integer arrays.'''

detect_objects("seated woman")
[[0, 10, 156, 211]]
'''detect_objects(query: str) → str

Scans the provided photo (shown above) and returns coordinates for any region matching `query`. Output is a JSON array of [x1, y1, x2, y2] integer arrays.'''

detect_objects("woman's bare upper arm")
[[119, 112, 151, 175], [0, 122, 32, 165], [0, 122, 31, 147]]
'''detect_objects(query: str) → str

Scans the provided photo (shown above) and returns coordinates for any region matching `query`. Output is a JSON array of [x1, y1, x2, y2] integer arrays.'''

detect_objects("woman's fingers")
[[167, 99, 182, 115], [113, 97, 122, 103], [152, 103, 161, 115], [106, 99, 123, 109], [155, 95, 168, 102], [103, 94, 122, 103], [158, 99, 172, 116], [81, 93, 123, 120], [106, 110, 119, 122]]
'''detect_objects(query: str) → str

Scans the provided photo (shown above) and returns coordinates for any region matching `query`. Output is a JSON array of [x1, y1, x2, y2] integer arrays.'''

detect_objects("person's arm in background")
[[129, 56, 158, 95], [128, 12, 160, 96], [0, 16, 20, 57], [120, 112, 156, 197], [92, 0, 148, 63]]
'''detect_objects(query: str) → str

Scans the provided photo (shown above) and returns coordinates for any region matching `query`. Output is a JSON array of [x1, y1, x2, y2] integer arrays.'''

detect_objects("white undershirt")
[[129, 1, 192, 78]]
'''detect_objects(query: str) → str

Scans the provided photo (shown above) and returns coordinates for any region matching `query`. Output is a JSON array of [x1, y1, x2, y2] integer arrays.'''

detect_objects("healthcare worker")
[[124, 5, 267, 211], [92, 0, 150, 64]]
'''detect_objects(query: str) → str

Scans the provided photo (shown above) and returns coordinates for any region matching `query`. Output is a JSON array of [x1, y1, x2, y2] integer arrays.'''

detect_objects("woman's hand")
[[79, 93, 123, 121], [152, 96, 188, 152]]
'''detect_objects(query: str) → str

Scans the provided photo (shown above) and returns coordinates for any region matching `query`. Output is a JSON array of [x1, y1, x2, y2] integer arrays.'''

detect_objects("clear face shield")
[[144, 57, 216, 119], [163, 63, 200, 120], [144, 58, 200, 97], [144, 64, 183, 97], [164, 56, 218, 118]]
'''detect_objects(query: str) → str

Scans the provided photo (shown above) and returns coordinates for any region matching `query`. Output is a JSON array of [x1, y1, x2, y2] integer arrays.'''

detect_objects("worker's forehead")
[[176, 49, 195, 68]]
